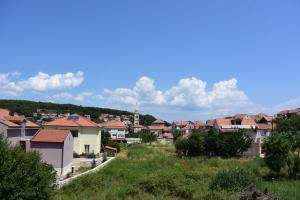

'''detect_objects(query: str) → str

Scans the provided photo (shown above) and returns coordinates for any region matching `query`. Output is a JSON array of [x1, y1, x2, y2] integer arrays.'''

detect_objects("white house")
[[98, 120, 128, 141]]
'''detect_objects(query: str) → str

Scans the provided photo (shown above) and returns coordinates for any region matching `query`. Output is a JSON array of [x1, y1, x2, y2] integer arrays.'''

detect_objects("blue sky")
[[0, 0, 299, 121]]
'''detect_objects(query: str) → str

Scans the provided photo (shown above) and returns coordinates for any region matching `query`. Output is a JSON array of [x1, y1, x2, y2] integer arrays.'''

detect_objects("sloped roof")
[[0, 118, 19, 127], [44, 114, 99, 127], [31, 130, 70, 143], [278, 108, 300, 115], [257, 124, 273, 130], [98, 120, 127, 129], [174, 121, 190, 127], [241, 117, 257, 126], [193, 121, 206, 127], [133, 124, 145, 129], [0, 109, 10, 117], [215, 118, 232, 127], [152, 119, 165, 124]]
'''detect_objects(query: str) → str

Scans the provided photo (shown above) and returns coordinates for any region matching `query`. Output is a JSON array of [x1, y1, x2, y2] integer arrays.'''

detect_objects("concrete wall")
[[6, 129, 22, 146], [30, 142, 63, 169], [63, 134, 74, 172]]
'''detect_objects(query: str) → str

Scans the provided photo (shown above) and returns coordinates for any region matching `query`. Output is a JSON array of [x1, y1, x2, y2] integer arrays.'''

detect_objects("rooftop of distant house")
[[98, 120, 127, 129], [0, 108, 39, 128], [44, 114, 99, 127]]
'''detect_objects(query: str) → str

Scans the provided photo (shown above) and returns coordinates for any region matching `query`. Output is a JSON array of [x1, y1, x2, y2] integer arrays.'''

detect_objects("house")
[[98, 120, 128, 141], [213, 114, 272, 157], [30, 130, 73, 177], [148, 119, 172, 136], [132, 124, 146, 133], [157, 133, 174, 143], [0, 109, 40, 150], [277, 108, 300, 119], [44, 114, 101, 155]]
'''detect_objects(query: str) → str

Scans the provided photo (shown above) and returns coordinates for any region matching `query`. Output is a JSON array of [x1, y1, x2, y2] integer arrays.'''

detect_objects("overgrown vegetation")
[[126, 130, 157, 143], [175, 129, 252, 158], [0, 135, 56, 200], [264, 115, 300, 179], [55, 144, 299, 200], [0, 99, 156, 125]]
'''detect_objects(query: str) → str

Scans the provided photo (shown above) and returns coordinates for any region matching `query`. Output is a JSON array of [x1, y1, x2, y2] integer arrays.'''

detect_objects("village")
[[1, 105, 299, 184]]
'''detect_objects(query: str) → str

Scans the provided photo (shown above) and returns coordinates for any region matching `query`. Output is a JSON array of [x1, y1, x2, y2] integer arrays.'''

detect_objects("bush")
[[0, 135, 56, 200], [175, 132, 204, 157], [210, 168, 258, 192], [107, 140, 121, 152], [263, 135, 290, 173], [73, 152, 80, 158]]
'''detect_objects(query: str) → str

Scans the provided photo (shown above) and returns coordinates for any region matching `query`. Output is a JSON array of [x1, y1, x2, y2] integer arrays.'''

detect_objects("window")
[[71, 130, 78, 137], [84, 145, 90, 154]]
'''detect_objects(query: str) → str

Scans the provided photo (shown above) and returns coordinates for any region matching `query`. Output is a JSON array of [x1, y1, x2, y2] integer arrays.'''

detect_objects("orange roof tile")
[[44, 114, 99, 127], [257, 124, 273, 130], [0, 118, 19, 127], [133, 124, 145, 129], [0, 109, 10, 117], [99, 120, 127, 129], [215, 118, 232, 126], [31, 130, 70, 143]]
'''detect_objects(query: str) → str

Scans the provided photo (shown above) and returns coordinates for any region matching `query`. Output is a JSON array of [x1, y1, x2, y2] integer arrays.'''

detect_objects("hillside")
[[0, 99, 156, 126]]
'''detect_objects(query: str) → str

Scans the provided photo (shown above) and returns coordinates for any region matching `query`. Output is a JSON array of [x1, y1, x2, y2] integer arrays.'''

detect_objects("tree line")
[[0, 99, 156, 126]]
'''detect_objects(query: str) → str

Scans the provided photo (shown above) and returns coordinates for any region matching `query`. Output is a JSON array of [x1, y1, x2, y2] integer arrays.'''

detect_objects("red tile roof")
[[98, 120, 127, 129], [241, 117, 257, 126], [31, 130, 70, 143], [0, 109, 10, 117], [278, 108, 300, 115], [0, 118, 19, 127], [44, 114, 99, 127], [257, 124, 273, 130], [174, 121, 190, 127], [215, 118, 232, 126], [133, 124, 145, 129]]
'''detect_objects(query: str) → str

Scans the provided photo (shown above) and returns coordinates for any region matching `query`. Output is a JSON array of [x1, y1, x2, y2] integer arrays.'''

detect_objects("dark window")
[[71, 130, 78, 137], [84, 145, 90, 154]]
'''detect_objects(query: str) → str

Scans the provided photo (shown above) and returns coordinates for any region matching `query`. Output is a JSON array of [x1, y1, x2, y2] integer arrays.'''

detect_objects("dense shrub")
[[175, 132, 204, 157], [263, 135, 290, 173], [210, 168, 258, 192], [0, 135, 56, 200], [107, 140, 121, 152]]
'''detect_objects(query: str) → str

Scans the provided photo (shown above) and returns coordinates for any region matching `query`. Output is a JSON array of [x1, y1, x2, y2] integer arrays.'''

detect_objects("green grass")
[[55, 144, 300, 200]]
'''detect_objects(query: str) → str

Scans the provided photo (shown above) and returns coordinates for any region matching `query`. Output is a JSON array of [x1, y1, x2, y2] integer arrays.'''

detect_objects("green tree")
[[0, 135, 56, 200], [172, 130, 181, 142], [101, 131, 111, 147], [175, 132, 204, 157], [263, 135, 290, 173], [187, 132, 205, 156], [219, 130, 252, 157], [140, 131, 157, 143]]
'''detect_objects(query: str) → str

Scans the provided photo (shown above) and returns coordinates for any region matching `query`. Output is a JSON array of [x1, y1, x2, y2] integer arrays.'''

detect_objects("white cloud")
[[20, 71, 84, 92], [103, 76, 252, 117], [51, 91, 94, 102], [273, 96, 300, 112], [0, 71, 84, 96], [0, 73, 24, 96]]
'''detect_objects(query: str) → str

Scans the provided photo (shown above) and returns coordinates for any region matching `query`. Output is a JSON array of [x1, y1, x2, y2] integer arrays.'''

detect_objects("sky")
[[0, 0, 300, 121]]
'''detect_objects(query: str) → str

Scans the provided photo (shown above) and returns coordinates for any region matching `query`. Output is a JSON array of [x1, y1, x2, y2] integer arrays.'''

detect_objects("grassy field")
[[55, 144, 300, 200]]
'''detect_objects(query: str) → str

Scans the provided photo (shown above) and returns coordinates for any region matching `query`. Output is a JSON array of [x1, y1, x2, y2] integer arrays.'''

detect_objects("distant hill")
[[0, 99, 156, 126]]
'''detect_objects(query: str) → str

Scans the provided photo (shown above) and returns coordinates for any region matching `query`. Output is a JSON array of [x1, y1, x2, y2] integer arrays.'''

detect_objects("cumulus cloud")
[[20, 71, 84, 91], [0, 73, 23, 96], [103, 76, 251, 116], [0, 71, 84, 96]]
